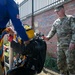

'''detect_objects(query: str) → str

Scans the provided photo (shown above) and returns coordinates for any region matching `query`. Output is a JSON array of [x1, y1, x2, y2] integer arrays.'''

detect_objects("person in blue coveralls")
[[0, 0, 29, 74]]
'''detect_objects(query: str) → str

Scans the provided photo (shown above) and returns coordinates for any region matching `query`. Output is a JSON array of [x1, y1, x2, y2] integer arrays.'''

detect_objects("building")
[[19, 0, 75, 58]]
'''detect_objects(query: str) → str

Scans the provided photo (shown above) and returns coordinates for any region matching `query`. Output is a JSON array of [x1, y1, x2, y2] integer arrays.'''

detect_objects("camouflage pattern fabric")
[[47, 15, 75, 74]]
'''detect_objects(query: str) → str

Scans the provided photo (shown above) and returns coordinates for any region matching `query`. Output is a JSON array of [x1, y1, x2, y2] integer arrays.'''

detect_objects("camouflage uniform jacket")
[[47, 15, 75, 47]]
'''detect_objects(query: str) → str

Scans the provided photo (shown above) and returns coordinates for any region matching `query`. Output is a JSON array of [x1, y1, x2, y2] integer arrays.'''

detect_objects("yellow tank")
[[24, 25, 34, 39], [12, 25, 34, 44]]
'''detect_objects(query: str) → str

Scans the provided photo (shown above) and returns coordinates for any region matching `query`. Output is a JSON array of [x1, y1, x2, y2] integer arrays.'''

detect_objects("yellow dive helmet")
[[24, 24, 34, 39]]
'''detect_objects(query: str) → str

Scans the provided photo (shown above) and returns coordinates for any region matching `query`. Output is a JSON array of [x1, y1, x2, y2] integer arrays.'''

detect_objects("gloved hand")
[[24, 40, 30, 45], [6, 27, 14, 35], [8, 34, 13, 42]]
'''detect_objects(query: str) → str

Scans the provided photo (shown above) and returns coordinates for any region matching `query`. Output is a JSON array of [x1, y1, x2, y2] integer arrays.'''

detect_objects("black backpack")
[[22, 38, 47, 74], [11, 38, 47, 74], [35, 38, 47, 73]]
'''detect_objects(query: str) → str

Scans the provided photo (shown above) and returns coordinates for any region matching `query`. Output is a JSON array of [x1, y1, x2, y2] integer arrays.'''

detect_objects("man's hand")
[[24, 40, 30, 45], [69, 43, 75, 50], [42, 36, 49, 41]]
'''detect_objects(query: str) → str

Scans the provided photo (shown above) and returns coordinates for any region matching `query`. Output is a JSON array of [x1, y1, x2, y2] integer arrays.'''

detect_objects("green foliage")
[[44, 54, 59, 73]]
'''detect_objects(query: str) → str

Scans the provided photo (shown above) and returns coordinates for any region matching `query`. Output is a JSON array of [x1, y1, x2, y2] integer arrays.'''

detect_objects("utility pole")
[[32, 0, 34, 30]]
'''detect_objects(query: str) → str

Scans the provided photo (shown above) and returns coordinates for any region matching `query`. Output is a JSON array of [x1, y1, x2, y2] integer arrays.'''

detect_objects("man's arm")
[[43, 24, 56, 41], [7, 0, 29, 41]]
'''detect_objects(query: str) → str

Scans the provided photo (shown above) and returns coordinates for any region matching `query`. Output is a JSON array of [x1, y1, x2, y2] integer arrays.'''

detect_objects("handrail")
[[5, 62, 9, 68]]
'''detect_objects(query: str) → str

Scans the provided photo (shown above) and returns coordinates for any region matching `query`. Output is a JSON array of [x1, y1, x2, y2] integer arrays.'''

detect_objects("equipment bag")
[[10, 38, 47, 74], [23, 38, 47, 74]]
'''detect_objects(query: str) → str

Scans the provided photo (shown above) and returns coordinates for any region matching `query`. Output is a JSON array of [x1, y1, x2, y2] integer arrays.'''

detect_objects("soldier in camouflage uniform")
[[43, 5, 75, 75]]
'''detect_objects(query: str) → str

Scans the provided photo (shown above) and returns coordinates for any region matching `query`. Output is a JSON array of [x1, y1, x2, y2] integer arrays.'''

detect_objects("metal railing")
[[19, 0, 68, 20]]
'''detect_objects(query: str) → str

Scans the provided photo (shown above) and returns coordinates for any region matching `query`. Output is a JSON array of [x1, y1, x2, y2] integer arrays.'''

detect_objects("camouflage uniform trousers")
[[57, 46, 75, 75]]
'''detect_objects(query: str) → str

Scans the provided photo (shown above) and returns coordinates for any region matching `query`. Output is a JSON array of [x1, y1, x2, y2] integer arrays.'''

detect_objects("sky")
[[15, 0, 23, 4]]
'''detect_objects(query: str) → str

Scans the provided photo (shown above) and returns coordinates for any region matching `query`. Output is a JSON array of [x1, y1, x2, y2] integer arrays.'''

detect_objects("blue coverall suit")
[[0, 0, 29, 41], [0, 0, 29, 74]]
